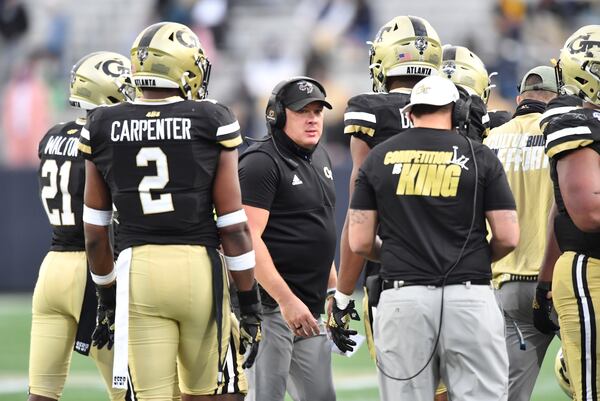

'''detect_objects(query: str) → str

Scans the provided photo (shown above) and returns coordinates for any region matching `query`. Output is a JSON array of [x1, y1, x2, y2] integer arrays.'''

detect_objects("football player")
[[441, 44, 494, 141], [29, 51, 135, 401], [334, 15, 449, 401], [535, 24, 600, 401], [79, 22, 261, 400]]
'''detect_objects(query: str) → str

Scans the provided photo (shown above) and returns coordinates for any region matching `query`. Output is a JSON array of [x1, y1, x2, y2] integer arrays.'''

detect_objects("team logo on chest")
[[323, 166, 333, 180]]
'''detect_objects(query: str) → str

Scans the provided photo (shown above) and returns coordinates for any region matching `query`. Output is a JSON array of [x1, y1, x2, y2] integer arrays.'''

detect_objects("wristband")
[[334, 290, 352, 309], [83, 205, 113, 226], [537, 281, 552, 291], [224, 250, 255, 271], [238, 282, 261, 315], [91, 269, 116, 286], [326, 287, 336, 298], [216, 209, 248, 228]]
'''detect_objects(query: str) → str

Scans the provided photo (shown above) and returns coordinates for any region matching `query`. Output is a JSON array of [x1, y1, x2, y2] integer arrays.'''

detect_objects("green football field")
[[0, 293, 568, 401]]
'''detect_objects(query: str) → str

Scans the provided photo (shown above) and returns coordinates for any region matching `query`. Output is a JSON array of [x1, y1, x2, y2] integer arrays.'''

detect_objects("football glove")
[[327, 299, 360, 353], [92, 284, 116, 350], [238, 282, 262, 369], [533, 281, 559, 334]]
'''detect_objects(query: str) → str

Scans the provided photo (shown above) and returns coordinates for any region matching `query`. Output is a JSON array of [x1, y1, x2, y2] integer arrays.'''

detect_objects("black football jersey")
[[38, 120, 86, 251], [344, 90, 412, 149], [78, 97, 242, 250], [542, 97, 600, 255]]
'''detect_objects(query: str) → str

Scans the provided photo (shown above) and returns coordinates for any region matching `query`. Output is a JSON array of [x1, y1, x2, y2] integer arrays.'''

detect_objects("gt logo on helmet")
[[101, 59, 131, 78], [566, 33, 600, 55], [176, 29, 199, 48]]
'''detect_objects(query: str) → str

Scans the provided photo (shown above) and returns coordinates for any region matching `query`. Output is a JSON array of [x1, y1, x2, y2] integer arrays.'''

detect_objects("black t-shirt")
[[351, 128, 516, 283], [38, 120, 86, 251], [239, 132, 336, 314], [78, 97, 242, 250], [542, 97, 600, 255]]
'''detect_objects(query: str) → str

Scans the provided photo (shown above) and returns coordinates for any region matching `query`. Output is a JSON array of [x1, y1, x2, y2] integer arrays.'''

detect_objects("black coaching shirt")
[[239, 131, 336, 314], [78, 97, 242, 250], [38, 120, 86, 251], [351, 128, 516, 283]]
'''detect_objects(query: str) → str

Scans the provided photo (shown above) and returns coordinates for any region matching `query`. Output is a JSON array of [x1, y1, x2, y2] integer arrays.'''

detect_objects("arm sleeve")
[[350, 166, 377, 211], [78, 109, 99, 161], [213, 104, 242, 149], [543, 107, 599, 160], [344, 95, 377, 148], [197, 100, 243, 149], [238, 151, 280, 210], [482, 147, 516, 211]]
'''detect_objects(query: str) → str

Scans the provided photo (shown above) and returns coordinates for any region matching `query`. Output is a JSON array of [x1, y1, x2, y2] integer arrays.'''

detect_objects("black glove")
[[327, 299, 360, 353], [533, 281, 560, 334], [92, 284, 116, 350], [238, 282, 262, 369]]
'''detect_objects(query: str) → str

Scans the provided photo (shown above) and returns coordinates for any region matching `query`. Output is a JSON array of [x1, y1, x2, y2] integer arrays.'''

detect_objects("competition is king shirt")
[[78, 96, 242, 250], [38, 119, 86, 251], [351, 128, 516, 284]]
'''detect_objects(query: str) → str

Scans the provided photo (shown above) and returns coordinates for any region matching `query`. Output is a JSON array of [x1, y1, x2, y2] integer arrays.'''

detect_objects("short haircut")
[[410, 103, 453, 118]]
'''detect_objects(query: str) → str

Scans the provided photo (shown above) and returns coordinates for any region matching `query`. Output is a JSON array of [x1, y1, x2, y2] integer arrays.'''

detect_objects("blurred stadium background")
[[0, 0, 596, 399]]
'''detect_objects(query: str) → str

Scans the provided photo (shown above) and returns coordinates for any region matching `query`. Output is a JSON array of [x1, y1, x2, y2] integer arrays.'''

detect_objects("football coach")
[[328, 75, 519, 401]]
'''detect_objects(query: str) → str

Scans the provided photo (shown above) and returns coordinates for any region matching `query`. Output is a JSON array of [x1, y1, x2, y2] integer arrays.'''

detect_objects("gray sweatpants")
[[495, 281, 555, 401], [244, 306, 335, 401], [374, 283, 508, 401]]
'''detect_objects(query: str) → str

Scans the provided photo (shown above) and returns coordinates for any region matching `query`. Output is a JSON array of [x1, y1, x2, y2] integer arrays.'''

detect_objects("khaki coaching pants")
[[374, 283, 508, 401]]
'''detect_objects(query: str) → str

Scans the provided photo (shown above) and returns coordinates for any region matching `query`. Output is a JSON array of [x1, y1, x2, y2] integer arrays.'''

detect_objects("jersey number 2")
[[136, 147, 174, 215], [41, 160, 75, 226]]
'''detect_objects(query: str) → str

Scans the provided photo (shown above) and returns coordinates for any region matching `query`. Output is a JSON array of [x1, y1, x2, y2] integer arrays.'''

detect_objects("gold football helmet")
[[369, 15, 442, 92], [556, 25, 600, 106], [130, 22, 211, 100], [442, 45, 492, 104], [69, 51, 134, 110], [554, 348, 573, 399]]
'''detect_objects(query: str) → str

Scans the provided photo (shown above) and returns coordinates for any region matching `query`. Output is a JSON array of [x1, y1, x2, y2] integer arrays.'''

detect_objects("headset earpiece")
[[451, 87, 473, 135], [265, 76, 327, 132]]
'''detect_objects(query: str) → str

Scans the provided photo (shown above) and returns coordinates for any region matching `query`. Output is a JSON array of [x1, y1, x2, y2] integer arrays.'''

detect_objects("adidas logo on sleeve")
[[292, 174, 303, 186]]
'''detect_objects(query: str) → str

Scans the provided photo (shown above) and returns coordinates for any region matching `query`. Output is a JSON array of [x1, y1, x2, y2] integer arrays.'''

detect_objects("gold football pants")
[[29, 251, 127, 400], [553, 252, 600, 401], [124, 245, 247, 399]]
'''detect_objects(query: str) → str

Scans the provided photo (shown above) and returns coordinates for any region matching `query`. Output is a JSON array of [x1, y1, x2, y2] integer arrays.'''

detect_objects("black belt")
[[382, 278, 490, 290]]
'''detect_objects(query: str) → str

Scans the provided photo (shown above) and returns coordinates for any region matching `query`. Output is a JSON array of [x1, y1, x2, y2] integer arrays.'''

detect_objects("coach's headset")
[[377, 84, 480, 383], [245, 76, 328, 169], [265, 76, 328, 130]]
